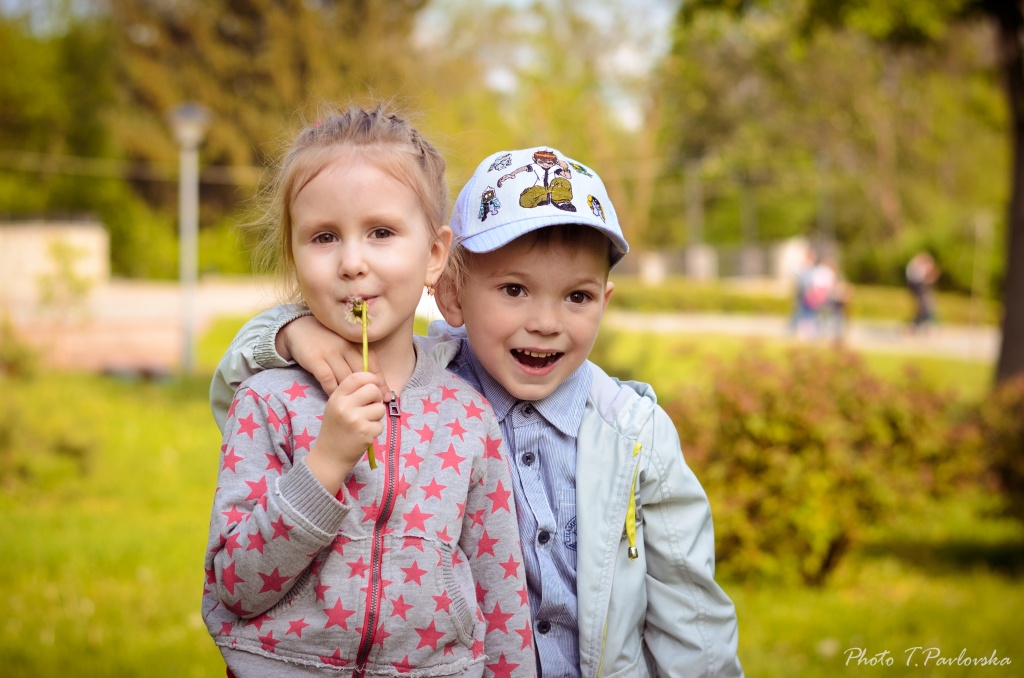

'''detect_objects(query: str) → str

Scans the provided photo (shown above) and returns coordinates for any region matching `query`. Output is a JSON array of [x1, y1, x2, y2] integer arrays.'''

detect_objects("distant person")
[[202, 106, 535, 676], [906, 251, 940, 333], [212, 145, 744, 676], [792, 249, 834, 339], [823, 257, 852, 345]]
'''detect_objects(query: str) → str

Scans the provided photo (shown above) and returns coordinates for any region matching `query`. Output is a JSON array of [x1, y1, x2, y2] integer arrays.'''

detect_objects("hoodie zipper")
[[354, 394, 401, 677]]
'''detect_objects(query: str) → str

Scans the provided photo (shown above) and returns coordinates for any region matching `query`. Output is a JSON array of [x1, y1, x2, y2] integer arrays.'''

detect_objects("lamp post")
[[168, 102, 210, 375]]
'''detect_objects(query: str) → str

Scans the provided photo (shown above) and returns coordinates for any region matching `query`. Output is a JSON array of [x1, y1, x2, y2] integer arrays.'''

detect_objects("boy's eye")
[[313, 232, 337, 244], [501, 284, 526, 298], [567, 291, 593, 304]]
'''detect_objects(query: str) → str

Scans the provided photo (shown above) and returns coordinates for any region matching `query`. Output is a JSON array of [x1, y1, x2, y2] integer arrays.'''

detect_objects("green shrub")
[[665, 345, 976, 585], [954, 375, 1024, 525]]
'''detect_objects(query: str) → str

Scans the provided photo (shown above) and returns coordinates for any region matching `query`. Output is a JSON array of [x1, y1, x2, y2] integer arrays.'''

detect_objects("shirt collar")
[[462, 342, 591, 439]]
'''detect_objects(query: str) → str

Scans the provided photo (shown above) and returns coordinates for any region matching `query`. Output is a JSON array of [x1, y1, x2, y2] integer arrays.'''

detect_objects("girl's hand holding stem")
[[305, 372, 385, 495]]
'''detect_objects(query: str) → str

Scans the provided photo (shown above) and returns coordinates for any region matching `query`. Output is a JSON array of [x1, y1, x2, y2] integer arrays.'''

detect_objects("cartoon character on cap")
[[478, 186, 500, 221], [497, 149, 577, 212]]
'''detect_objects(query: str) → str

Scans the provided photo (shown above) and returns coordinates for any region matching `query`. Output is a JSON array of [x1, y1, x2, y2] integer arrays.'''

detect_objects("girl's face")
[[290, 153, 450, 358]]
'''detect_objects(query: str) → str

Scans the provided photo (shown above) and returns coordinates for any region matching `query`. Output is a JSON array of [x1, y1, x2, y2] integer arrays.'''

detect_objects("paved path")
[[2, 278, 1000, 374]]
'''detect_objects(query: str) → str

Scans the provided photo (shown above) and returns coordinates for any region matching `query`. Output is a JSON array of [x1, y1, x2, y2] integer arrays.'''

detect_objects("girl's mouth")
[[511, 349, 563, 369]]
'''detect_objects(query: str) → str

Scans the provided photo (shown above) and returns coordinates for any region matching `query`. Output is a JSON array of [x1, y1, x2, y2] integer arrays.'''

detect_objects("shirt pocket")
[[559, 486, 578, 566]]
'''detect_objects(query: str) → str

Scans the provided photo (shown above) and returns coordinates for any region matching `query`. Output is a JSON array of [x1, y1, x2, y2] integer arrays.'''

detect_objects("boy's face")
[[440, 236, 614, 401]]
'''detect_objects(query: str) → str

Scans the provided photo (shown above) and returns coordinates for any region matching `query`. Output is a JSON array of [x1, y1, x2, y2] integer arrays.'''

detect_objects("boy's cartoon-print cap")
[[450, 146, 629, 267]]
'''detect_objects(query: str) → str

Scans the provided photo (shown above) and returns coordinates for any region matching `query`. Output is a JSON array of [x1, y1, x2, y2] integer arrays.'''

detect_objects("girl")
[[202, 106, 535, 678]]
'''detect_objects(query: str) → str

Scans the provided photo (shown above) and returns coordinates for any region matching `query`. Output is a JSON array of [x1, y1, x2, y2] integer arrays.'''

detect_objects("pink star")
[[258, 567, 291, 593], [471, 637, 485, 658], [344, 475, 366, 500], [227, 398, 238, 420], [323, 598, 356, 630], [287, 617, 310, 637], [438, 444, 467, 474], [222, 447, 243, 473], [456, 502, 466, 519], [404, 446, 425, 469], [346, 556, 370, 579], [415, 620, 445, 650], [222, 505, 247, 526], [486, 653, 520, 678], [331, 535, 351, 556], [517, 585, 529, 606], [421, 478, 446, 500], [236, 413, 261, 439], [475, 581, 489, 603], [264, 452, 284, 474], [401, 536, 424, 551], [320, 649, 350, 666], [246, 529, 266, 554], [245, 476, 268, 502], [433, 589, 453, 613], [483, 435, 503, 460], [421, 396, 440, 414], [293, 427, 315, 452], [398, 410, 413, 429], [446, 419, 468, 441], [515, 620, 533, 649], [224, 598, 252, 617], [391, 594, 413, 620], [258, 630, 280, 652], [464, 401, 485, 420], [415, 425, 434, 443], [270, 515, 293, 541], [435, 525, 453, 543], [484, 602, 514, 633], [395, 656, 413, 674], [266, 407, 286, 432], [487, 481, 512, 513], [469, 508, 485, 527], [221, 562, 245, 595], [361, 502, 379, 523], [219, 621, 233, 636], [440, 385, 459, 401], [223, 533, 242, 557], [314, 581, 330, 602], [499, 553, 520, 579], [403, 505, 433, 532], [283, 381, 310, 400], [477, 530, 499, 557], [401, 560, 428, 585], [394, 474, 412, 499]]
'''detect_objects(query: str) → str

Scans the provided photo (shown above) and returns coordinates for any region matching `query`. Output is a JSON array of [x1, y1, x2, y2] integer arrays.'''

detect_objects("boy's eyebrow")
[[486, 267, 606, 287]]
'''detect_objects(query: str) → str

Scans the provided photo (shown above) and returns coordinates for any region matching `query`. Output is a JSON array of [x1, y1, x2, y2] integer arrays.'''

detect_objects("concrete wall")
[[0, 220, 109, 306]]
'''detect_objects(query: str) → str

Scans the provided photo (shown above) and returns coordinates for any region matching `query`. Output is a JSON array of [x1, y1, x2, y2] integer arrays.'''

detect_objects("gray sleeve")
[[209, 304, 312, 432]]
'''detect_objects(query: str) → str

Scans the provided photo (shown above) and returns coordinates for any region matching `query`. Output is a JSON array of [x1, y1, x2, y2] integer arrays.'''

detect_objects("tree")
[[683, 0, 1024, 384]]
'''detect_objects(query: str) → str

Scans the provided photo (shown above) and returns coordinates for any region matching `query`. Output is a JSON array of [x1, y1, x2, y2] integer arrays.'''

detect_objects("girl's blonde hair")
[[253, 104, 449, 301]]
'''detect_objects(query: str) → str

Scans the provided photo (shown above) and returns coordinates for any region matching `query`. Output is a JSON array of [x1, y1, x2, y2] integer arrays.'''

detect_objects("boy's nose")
[[525, 300, 560, 335]]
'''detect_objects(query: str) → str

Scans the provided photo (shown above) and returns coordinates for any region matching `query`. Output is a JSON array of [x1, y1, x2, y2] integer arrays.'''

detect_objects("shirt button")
[[538, 530, 551, 545], [521, 452, 536, 466], [522, 404, 535, 417], [537, 620, 551, 634]]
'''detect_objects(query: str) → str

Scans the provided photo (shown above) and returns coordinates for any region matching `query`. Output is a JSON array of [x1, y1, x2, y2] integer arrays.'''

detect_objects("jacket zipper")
[[353, 394, 401, 677]]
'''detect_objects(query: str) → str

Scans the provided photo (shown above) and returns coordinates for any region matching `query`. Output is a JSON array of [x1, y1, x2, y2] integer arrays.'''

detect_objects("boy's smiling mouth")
[[511, 348, 563, 369]]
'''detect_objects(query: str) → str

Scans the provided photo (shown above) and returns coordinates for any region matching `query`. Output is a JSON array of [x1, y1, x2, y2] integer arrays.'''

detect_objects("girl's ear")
[[426, 225, 454, 285], [434, 278, 465, 328]]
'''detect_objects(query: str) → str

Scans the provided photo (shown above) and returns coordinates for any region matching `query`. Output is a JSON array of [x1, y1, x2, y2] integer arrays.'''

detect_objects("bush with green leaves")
[[664, 345, 977, 585], [953, 375, 1024, 525]]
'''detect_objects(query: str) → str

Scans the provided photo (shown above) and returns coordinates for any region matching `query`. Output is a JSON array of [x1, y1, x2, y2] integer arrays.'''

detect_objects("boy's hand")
[[278, 314, 389, 396], [306, 372, 385, 493]]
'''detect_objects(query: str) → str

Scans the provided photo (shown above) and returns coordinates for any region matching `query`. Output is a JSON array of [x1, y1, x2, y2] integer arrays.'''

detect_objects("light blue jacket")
[[211, 308, 743, 677]]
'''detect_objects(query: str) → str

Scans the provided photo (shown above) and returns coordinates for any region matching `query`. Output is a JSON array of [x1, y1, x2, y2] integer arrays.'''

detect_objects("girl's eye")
[[314, 232, 337, 244], [370, 227, 393, 239], [567, 291, 593, 304], [501, 284, 525, 298]]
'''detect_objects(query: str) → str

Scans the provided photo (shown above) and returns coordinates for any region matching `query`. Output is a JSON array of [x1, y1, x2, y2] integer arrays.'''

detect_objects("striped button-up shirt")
[[450, 340, 590, 678]]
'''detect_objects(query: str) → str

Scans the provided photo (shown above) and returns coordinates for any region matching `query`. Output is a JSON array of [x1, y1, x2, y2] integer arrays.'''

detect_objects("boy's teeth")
[[521, 350, 555, 358]]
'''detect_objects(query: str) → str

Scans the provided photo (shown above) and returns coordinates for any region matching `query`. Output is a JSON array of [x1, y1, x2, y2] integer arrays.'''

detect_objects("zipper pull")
[[388, 392, 400, 417]]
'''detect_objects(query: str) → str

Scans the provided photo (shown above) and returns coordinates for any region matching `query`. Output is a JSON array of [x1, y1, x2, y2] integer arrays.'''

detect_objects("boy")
[[212, 147, 743, 677]]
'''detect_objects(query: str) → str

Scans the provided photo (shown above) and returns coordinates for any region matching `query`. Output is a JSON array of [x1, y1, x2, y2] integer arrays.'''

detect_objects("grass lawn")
[[0, 323, 1019, 676]]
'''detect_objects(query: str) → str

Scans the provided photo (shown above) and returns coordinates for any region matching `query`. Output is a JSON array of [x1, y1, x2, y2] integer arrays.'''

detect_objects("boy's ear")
[[602, 280, 615, 311], [434, 279, 466, 328]]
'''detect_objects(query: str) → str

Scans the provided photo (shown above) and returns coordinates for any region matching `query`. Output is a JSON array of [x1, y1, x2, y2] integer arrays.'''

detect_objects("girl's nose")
[[338, 242, 368, 279]]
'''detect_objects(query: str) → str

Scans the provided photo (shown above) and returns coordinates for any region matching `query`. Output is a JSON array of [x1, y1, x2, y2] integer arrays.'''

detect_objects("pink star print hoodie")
[[202, 341, 536, 677]]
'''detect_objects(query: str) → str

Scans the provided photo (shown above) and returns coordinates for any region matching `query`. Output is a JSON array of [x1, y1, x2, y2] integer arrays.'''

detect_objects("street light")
[[168, 102, 210, 375]]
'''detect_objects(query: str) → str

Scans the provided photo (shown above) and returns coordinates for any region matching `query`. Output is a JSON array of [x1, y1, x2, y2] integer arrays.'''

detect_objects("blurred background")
[[1, 0, 1022, 675]]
